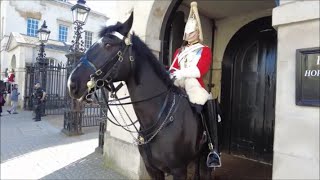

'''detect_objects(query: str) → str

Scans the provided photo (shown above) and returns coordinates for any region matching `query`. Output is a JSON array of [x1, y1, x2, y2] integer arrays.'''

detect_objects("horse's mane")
[[98, 23, 122, 37], [131, 33, 173, 87], [99, 25, 173, 87]]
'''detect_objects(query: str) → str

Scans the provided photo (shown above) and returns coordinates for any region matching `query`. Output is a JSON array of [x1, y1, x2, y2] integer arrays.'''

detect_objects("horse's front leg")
[[144, 164, 165, 180], [172, 168, 187, 180], [138, 146, 165, 180], [194, 157, 200, 180], [199, 150, 213, 180]]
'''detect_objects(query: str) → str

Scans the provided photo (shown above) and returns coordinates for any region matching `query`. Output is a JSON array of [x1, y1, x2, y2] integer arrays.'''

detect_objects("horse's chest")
[[138, 145, 167, 168]]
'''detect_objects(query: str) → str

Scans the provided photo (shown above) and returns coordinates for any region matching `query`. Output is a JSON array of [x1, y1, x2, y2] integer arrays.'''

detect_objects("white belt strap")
[[169, 43, 204, 71]]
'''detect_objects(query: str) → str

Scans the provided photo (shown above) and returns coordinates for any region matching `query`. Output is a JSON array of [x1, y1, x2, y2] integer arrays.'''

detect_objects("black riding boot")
[[203, 99, 221, 168]]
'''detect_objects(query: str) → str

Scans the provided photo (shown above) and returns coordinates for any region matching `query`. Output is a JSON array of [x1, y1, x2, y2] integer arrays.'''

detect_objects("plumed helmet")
[[183, 2, 203, 42]]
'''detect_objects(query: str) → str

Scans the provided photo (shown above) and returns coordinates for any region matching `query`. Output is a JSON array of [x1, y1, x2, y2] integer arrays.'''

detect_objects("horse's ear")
[[120, 11, 133, 36]]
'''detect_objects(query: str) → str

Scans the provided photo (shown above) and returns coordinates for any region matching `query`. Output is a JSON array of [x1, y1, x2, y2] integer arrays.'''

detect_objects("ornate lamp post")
[[63, 0, 90, 136], [36, 20, 50, 89], [70, 0, 90, 53]]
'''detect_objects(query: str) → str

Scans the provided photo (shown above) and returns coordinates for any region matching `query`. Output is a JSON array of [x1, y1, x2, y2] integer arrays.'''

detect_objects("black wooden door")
[[230, 28, 276, 163], [169, 11, 185, 65]]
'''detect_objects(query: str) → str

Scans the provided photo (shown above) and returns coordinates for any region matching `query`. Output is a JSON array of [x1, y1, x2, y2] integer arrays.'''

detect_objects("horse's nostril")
[[70, 81, 77, 89], [68, 80, 80, 98]]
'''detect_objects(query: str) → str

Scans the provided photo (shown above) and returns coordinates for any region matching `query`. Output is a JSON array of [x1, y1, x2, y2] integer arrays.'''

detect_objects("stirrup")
[[206, 151, 221, 168]]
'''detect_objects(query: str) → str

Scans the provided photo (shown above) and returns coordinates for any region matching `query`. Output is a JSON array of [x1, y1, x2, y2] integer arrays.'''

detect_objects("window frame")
[[84, 31, 93, 49], [27, 18, 39, 37], [58, 24, 68, 42]]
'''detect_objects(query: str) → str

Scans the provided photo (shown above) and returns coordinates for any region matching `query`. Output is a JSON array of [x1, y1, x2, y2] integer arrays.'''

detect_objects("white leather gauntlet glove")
[[172, 67, 200, 80]]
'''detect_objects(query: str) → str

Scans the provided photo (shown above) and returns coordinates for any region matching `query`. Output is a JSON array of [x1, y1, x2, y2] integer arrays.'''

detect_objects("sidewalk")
[[0, 106, 126, 179]]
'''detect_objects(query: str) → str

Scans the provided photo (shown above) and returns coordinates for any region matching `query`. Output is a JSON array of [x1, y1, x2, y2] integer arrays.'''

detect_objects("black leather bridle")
[[80, 32, 134, 96], [76, 31, 178, 145]]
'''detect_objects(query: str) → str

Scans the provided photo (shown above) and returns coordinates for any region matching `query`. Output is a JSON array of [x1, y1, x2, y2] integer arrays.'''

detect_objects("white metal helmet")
[[183, 2, 203, 42]]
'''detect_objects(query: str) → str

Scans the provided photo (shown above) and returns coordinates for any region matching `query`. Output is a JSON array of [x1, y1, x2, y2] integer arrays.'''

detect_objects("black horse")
[[67, 12, 214, 179]]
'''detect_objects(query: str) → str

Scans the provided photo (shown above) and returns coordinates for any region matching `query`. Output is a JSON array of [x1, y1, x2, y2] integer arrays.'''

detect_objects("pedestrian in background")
[[33, 82, 46, 121], [5, 69, 15, 94], [0, 84, 6, 117], [0, 95, 4, 116], [7, 84, 20, 114]]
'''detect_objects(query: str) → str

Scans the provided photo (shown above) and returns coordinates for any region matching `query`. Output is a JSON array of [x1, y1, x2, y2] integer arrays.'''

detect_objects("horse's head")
[[68, 12, 134, 100]]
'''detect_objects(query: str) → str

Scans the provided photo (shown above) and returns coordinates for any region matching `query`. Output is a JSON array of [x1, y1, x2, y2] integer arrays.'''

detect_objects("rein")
[[81, 31, 177, 145], [106, 90, 167, 106], [92, 84, 175, 145]]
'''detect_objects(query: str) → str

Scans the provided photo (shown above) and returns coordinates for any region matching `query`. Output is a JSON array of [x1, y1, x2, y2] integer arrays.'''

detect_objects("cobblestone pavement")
[[0, 106, 126, 179]]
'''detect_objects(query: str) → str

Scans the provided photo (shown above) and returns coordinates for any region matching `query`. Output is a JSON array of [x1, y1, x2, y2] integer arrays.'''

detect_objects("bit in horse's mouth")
[[78, 94, 86, 102], [78, 89, 95, 104]]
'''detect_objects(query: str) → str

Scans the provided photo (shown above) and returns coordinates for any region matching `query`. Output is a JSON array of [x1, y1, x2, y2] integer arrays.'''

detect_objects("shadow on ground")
[[1, 109, 99, 163], [41, 152, 126, 180]]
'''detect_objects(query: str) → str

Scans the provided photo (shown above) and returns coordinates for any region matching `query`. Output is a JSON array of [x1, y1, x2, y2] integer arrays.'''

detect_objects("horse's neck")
[[125, 62, 168, 128]]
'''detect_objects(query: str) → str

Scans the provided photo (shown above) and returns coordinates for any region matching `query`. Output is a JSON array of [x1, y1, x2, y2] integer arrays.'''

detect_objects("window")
[[27, 18, 39, 37], [58, 25, 68, 42], [84, 31, 93, 49]]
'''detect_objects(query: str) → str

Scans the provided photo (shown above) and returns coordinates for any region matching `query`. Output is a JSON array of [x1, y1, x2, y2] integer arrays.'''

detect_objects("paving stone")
[[1, 106, 126, 179]]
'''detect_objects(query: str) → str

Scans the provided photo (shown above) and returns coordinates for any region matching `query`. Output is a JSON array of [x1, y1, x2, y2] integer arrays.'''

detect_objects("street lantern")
[[37, 21, 51, 43], [71, 0, 91, 25], [69, 0, 90, 53], [63, 0, 90, 136], [36, 20, 50, 64], [35, 20, 50, 100]]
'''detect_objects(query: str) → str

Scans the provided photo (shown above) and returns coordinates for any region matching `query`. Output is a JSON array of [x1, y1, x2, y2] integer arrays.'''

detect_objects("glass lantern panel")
[[73, 7, 88, 24], [72, 9, 78, 23], [39, 32, 49, 42]]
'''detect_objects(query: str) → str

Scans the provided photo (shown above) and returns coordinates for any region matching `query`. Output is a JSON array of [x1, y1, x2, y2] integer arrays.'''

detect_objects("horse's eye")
[[105, 43, 112, 49]]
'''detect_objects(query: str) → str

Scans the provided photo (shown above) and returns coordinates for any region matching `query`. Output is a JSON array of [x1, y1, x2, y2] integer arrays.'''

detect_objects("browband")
[[111, 31, 125, 40], [111, 31, 132, 45]]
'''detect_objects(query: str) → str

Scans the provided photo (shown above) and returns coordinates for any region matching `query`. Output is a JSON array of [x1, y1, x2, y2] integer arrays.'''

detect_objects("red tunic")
[[172, 46, 212, 87], [8, 73, 15, 83]]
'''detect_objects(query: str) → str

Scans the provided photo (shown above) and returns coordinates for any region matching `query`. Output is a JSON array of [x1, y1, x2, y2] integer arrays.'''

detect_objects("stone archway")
[[145, 0, 182, 62], [216, 16, 276, 179]]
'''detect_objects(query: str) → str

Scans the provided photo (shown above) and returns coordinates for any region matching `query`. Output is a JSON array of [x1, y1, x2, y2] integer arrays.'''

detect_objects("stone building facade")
[[100, 0, 319, 179], [0, 0, 108, 107], [1, 0, 317, 179]]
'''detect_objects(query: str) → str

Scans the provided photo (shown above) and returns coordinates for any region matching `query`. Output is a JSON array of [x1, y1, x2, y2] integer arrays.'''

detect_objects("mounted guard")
[[170, 1, 221, 168]]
